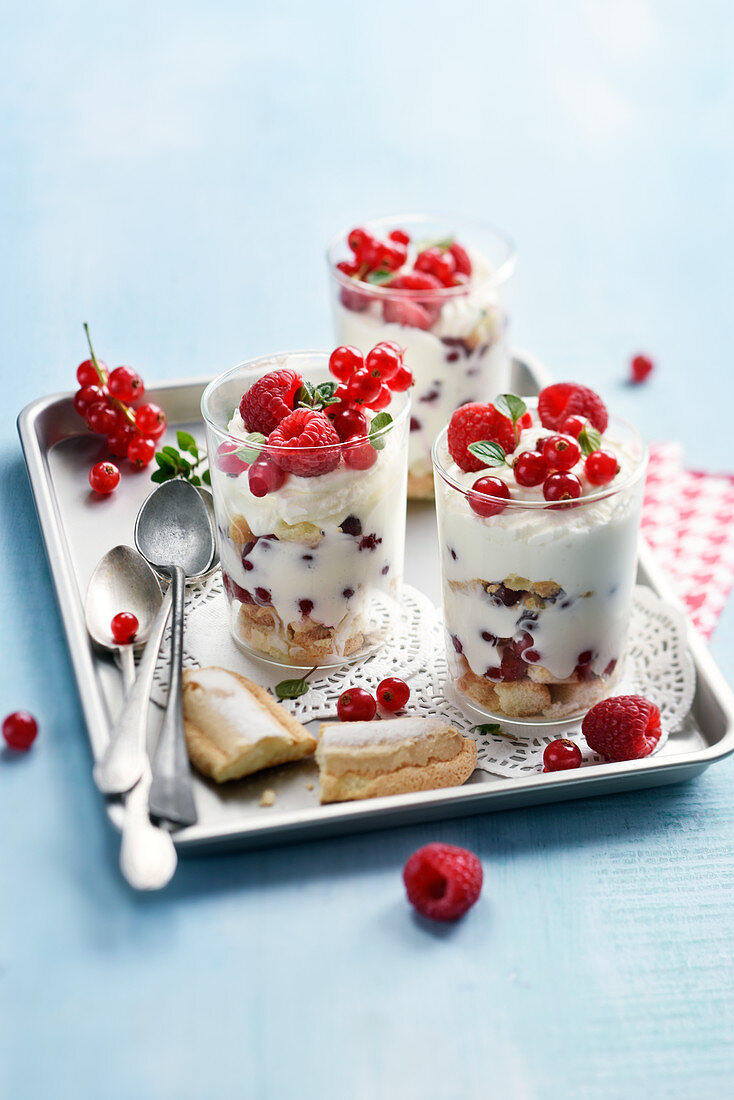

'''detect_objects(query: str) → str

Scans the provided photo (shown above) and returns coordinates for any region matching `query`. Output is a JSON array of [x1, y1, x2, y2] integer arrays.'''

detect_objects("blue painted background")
[[2, 3, 733, 1097]]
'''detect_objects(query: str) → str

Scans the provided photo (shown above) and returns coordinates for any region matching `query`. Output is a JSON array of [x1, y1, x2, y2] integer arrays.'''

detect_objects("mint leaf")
[[150, 468, 173, 483], [155, 451, 177, 470], [467, 440, 507, 467], [295, 381, 316, 409], [202, 468, 211, 486], [474, 723, 502, 735], [176, 430, 198, 457], [369, 411, 393, 450], [366, 269, 394, 285], [236, 432, 266, 463], [495, 393, 527, 425], [314, 381, 339, 407], [274, 665, 318, 699], [578, 425, 601, 456]]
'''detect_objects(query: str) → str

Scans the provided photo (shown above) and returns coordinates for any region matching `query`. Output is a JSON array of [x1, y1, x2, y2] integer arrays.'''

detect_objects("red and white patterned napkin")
[[643, 442, 734, 639]]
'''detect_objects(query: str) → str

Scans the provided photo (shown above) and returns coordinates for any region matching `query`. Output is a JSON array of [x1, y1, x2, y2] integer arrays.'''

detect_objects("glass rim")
[[326, 211, 516, 299], [200, 349, 411, 455], [431, 411, 648, 509]]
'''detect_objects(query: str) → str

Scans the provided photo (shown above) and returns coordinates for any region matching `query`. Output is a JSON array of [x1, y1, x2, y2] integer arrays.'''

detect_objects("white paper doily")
[[151, 578, 695, 779]]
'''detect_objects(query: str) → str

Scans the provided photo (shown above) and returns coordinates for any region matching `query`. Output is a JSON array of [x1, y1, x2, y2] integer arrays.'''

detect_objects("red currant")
[[542, 434, 581, 472], [560, 415, 585, 438], [110, 611, 139, 645], [513, 450, 548, 487], [343, 441, 378, 470], [87, 401, 121, 436], [585, 450, 620, 486], [329, 346, 363, 382], [73, 385, 105, 416], [388, 228, 410, 246], [631, 354, 654, 383], [248, 457, 285, 497], [127, 436, 156, 468], [347, 369, 382, 405], [388, 364, 413, 392], [449, 242, 472, 276], [89, 461, 120, 494], [106, 425, 136, 457], [367, 385, 392, 411], [543, 472, 582, 503], [135, 403, 166, 438], [468, 476, 511, 517], [376, 677, 410, 711], [365, 342, 402, 382], [336, 687, 377, 722], [76, 359, 105, 386], [347, 227, 370, 255], [337, 259, 359, 277], [332, 407, 368, 441], [2, 710, 38, 751], [416, 247, 456, 286], [543, 738, 582, 772], [108, 365, 145, 404], [382, 243, 407, 270], [216, 442, 249, 476]]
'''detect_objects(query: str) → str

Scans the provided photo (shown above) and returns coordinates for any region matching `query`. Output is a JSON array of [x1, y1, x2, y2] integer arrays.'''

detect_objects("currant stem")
[[83, 322, 137, 429], [83, 323, 107, 387]]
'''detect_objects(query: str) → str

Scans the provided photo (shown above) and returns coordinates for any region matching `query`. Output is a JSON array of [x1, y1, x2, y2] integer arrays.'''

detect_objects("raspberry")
[[267, 409, 341, 477], [382, 297, 434, 330], [447, 403, 516, 472], [538, 383, 608, 433], [582, 695, 661, 762], [239, 369, 302, 435], [403, 843, 483, 921], [631, 354, 654, 383]]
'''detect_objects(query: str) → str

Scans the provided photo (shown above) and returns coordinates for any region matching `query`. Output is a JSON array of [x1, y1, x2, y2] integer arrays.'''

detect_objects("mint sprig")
[[467, 440, 508, 467], [366, 269, 395, 285], [495, 393, 527, 444], [296, 381, 340, 411], [369, 411, 393, 451], [236, 432, 266, 463], [578, 425, 602, 457], [275, 666, 318, 699], [151, 430, 211, 487]]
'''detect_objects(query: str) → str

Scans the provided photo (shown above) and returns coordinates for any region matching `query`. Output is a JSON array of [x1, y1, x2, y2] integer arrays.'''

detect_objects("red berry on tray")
[[631, 354, 654, 384], [336, 687, 377, 722], [365, 342, 402, 382], [76, 359, 104, 387], [89, 461, 120, 494], [376, 677, 410, 711], [448, 403, 516, 472], [248, 456, 286, 496], [403, 843, 482, 922], [329, 346, 363, 382], [585, 449, 620, 486], [2, 711, 38, 751], [468, 476, 511, 517], [543, 471, 582, 503], [127, 436, 156, 469], [87, 401, 120, 436], [343, 441, 378, 470], [268, 409, 341, 477], [543, 738, 582, 772], [582, 695, 661, 762], [542, 434, 581, 472], [110, 612, 139, 645], [135, 403, 167, 439], [239, 370, 302, 436], [108, 365, 145, 404], [513, 450, 548, 487], [107, 425, 136, 458], [73, 385, 105, 417]]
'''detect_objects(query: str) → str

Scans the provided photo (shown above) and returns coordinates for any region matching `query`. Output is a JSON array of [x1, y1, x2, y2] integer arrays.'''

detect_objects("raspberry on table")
[[538, 383, 609, 433], [267, 409, 341, 477], [239, 369, 303, 435], [447, 402, 516, 471], [631, 354, 654, 384], [582, 695, 662, 762], [403, 843, 483, 921]]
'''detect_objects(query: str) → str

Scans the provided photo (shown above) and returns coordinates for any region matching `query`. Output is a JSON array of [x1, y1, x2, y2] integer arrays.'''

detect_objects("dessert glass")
[[432, 412, 647, 723], [201, 352, 410, 668], [327, 214, 515, 499]]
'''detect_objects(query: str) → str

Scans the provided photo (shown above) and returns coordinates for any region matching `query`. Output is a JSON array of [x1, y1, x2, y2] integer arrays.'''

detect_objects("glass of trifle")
[[432, 383, 648, 722], [327, 214, 515, 499], [201, 344, 411, 666]]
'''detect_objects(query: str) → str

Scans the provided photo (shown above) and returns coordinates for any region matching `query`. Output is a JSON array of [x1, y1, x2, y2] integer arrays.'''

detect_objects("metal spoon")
[[135, 479, 215, 828], [85, 545, 162, 698]]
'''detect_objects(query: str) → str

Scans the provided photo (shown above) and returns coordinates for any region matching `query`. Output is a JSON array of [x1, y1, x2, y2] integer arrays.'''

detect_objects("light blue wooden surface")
[[2, 3, 734, 1098]]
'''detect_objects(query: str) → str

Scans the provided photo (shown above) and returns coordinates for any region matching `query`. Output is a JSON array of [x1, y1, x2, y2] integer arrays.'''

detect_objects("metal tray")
[[17, 352, 734, 853]]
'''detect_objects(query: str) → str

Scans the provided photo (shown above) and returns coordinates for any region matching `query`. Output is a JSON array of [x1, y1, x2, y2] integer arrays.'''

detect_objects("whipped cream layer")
[[434, 421, 645, 687], [331, 248, 510, 482]]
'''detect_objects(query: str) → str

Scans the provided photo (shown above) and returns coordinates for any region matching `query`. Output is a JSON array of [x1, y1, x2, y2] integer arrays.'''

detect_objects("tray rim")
[[17, 352, 734, 852]]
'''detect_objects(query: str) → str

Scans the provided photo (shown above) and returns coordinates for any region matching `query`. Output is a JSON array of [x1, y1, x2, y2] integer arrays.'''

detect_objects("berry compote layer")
[[432, 384, 647, 722], [201, 351, 410, 667], [327, 215, 514, 499]]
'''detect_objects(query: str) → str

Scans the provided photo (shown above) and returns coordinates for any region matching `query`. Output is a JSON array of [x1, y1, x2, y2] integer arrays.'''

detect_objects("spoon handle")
[[119, 644, 136, 694], [148, 564, 198, 827], [120, 761, 178, 890], [93, 590, 173, 794]]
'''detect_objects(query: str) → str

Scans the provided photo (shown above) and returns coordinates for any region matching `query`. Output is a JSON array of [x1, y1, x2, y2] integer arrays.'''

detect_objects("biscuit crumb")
[[260, 788, 276, 807], [306, 782, 314, 791]]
